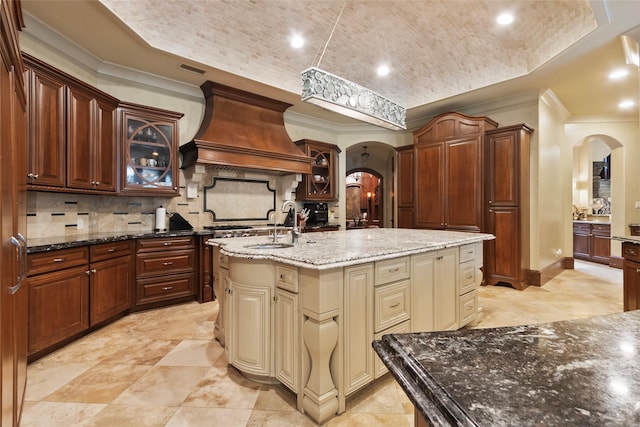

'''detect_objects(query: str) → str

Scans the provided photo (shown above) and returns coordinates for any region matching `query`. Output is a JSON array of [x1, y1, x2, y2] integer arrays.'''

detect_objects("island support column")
[[300, 268, 343, 423]]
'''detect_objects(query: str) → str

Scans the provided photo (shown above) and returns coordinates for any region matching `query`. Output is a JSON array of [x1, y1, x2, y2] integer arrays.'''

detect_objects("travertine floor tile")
[[181, 365, 262, 409], [20, 401, 106, 426], [25, 362, 95, 401], [164, 406, 252, 427], [156, 339, 223, 367], [113, 366, 209, 407], [84, 404, 177, 427]]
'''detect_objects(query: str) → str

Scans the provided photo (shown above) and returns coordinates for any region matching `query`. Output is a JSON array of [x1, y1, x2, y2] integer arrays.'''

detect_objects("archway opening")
[[346, 169, 383, 228]]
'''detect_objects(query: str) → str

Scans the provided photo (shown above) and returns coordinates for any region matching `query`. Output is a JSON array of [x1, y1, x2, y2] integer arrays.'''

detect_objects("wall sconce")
[[361, 146, 370, 162]]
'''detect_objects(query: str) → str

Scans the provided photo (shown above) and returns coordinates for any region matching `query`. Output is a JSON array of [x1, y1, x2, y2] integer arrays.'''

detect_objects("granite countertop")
[[208, 228, 494, 270], [573, 220, 611, 225], [612, 235, 640, 244], [373, 311, 640, 426], [27, 229, 213, 254]]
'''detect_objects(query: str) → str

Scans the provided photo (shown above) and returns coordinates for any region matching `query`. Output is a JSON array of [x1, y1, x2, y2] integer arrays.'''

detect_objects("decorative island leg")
[[302, 315, 339, 423]]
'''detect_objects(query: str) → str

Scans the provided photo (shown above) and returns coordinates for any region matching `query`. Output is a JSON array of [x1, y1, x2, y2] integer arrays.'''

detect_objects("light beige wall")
[[565, 119, 640, 257]]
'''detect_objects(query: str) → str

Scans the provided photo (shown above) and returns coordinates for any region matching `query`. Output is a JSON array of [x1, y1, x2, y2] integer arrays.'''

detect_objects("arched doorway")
[[346, 169, 383, 228]]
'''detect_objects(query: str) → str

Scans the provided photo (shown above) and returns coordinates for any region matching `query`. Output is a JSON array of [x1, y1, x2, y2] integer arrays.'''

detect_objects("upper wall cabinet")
[[295, 139, 340, 201], [24, 53, 119, 193], [118, 102, 183, 196]]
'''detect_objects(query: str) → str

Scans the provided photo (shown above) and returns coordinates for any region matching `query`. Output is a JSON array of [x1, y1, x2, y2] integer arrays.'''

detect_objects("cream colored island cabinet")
[[209, 229, 491, 424]]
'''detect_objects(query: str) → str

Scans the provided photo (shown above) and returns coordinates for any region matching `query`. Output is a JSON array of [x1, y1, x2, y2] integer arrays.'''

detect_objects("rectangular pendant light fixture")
[[301, 67, 406, 131]]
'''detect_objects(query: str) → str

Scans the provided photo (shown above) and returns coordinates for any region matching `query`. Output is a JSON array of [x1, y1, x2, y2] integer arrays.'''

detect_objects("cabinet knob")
[[91, 269, 97, 273], [636, 269, 640, 273], [86, 270, 91, 275], [273, 296, 278, 302], [95, 181, 100, 185], [489, 200, 493, 204]]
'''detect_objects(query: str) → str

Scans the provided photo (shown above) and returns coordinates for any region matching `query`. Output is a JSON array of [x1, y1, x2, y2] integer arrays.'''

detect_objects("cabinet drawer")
[[459, 262, 477, 295], [374, 320, 411, 379], [136, 236, 195, 252], [135, 249, 195, 278], [374, 280, 411, 333], [136, 273, 196, 305], [459, 243, 480, 264], [276, 264, 298, 293], [375, 256, 410, 286], [28, 246, 89, 276], [459, 290, 478, 327], [623, 243, 640, 263], [591, 224, 610, 236], [573, 223, 591, 233], [90, 240, 133, 262]]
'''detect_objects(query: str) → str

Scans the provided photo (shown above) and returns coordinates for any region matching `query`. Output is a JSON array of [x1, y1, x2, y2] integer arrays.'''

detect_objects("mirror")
[[572, 139, 611, 218]]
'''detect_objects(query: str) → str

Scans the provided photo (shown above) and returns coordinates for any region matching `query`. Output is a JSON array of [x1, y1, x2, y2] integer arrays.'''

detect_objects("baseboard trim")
[[609, 256, 623, 269], [527, 257, 573, 287]]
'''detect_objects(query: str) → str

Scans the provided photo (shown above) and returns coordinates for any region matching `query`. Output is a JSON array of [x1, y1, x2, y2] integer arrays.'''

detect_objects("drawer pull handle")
[[107, 248, 116, 252], [162, 262, 173, 266], [273, 296, 278, 302], [636, 269, 640, 273], [389, 302, 400, 308], [466, 274, 473, 279], [162, 286, 173, 291], [466, 305, 474, 311], [388, 267, 400, 273], [163, 242, 172, 246], [53, 258, 64, 262]]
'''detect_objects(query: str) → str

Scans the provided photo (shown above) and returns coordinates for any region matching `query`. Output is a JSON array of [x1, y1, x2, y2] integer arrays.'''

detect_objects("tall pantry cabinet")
[[484, 124, 533, 289], [412, 112, 497, 232], [1, 0, 28, 425]]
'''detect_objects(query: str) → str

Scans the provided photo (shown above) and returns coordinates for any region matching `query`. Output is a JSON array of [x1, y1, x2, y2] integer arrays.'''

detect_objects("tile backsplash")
[[27, 168, 306, 239]]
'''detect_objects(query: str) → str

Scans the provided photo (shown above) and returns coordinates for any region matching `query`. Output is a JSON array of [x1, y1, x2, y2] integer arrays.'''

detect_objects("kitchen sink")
[[244, 242, 295, 250]]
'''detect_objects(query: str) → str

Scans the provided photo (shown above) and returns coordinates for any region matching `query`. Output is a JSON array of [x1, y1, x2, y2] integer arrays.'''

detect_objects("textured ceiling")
[[98, 0, 596, 109], [20, 0, 640, 126]]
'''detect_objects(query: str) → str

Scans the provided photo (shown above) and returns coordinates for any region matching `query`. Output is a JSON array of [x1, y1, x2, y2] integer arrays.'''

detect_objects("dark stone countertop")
[[373, 310, 640, 426], [27, 229, 213, 254]]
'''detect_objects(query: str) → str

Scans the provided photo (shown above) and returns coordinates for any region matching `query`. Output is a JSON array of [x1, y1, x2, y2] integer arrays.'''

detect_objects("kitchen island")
[[209, 228, 493, 423], [373, 310, 640, 426]]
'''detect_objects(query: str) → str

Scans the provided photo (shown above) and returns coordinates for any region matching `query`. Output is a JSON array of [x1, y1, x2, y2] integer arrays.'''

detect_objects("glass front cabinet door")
[[119, 103, 183, 196], [295, 139, 340, 201]]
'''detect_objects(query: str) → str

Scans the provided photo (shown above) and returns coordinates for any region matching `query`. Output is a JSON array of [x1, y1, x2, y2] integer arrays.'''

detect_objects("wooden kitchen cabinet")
[[89, 241, 133, 325], [396, 145, 414, 228], [275, 281, 300, 393], [573, 222, 610, 265], [1, 1, 28, 422], [295, 139, 340, 201], [27, 247, 90, 356], [134, 236, 197, 308], [24, 53, 119, 193], [413, 112, 497, 231], [484, 124, 533, 289], [119, 102, 182, 196], [622, 243, 640, 311]]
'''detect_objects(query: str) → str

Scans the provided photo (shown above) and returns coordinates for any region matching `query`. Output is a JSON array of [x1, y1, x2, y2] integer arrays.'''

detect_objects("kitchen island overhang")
[[208, 228, 494, 424]]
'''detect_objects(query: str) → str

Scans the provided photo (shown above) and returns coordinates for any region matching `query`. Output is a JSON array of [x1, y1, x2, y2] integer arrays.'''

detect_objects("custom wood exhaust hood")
[[180, 81, 313, 175]]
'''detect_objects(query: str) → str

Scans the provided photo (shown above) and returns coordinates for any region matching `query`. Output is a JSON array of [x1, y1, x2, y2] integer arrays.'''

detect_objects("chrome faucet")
[[281, 200, 300, 244]]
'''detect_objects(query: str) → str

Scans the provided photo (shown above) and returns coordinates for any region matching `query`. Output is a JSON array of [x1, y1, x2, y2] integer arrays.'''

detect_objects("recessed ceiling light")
[[496, 12, 514, 26], [619, 100, 635, 109], [377, 64, 390, 77], [290, 35, 304, 49], [609, 68, 629, 80]]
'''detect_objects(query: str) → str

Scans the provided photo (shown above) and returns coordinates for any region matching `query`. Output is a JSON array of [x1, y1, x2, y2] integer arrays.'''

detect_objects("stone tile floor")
[[21, 260, 622, 426]]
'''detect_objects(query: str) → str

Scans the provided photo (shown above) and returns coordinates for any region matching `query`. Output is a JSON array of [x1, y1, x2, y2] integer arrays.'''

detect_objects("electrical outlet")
[[635, 201, 640, 209]]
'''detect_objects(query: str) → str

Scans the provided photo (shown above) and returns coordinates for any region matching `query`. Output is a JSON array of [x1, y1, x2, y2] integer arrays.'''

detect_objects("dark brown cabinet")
[[622, 243, 640, 311], [134, 236, 197, 308], [27, 242, 134, 359], [484, 124, 533, 289], [27, 247, 90, 356], [24, 53, 119, 193], [413, 112, 497, 231], [396, 145, 414, 228], [119, 102, 182, 196], [1, 0, 28, 423], [89, 241, 133, 325], [573, 222, 610, 265], [295, 139, 340, 201]]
